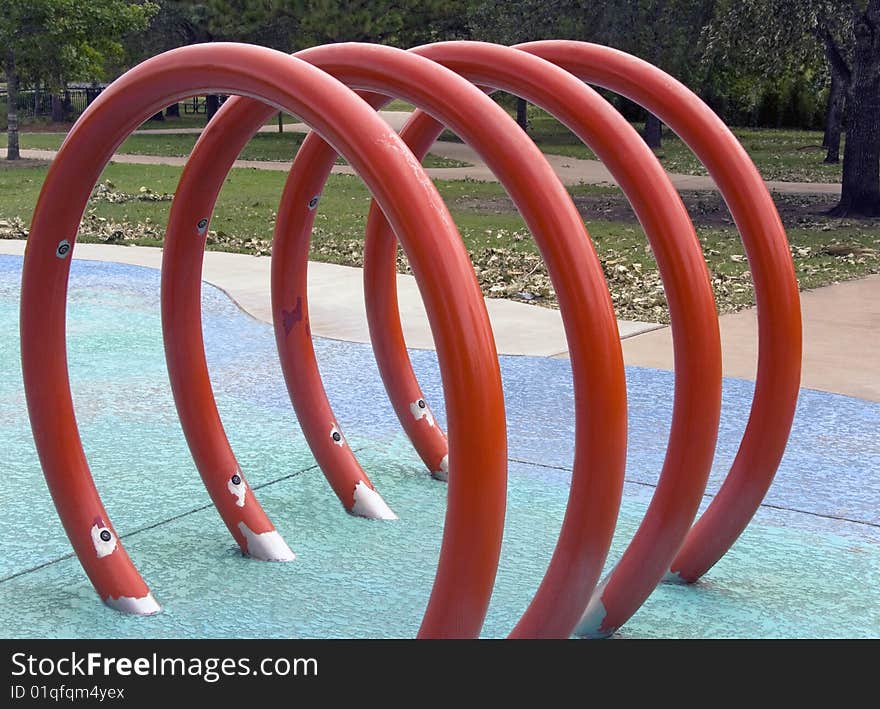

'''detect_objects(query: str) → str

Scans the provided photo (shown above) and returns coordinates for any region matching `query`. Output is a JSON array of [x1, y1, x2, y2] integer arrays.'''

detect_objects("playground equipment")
[[19, 41, 802, 638]]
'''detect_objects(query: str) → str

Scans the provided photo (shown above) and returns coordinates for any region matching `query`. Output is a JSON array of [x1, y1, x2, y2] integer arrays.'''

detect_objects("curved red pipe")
[[161, 42, 630, 638], [364, 41, 723, 638], [517, 41, 802, 593], [162, 42, 722, 638], [20, 44, 508, 638]]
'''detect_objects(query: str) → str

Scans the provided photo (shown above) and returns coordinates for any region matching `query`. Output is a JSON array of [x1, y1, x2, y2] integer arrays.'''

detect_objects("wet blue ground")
[[1, 254, 877, 638]]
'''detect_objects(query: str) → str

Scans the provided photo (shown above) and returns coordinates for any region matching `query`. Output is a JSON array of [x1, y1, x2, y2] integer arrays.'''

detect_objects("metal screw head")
[[231, 474, 242, 486], [99, 530, 112, 542], [418, 399, 426, 409], [197, 218, 208, 233], [332, 431, 341, 442], [308, 196, 319, 210], [56, 240, 71, 258]]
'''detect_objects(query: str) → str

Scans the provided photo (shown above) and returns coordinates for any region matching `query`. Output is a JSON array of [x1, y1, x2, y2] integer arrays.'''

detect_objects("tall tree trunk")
[[205, 94, 221, 121], [823, 71, 842, 146], [823, 71, 845, 163], [831, 6, 880, 217], [516, 97, 528, 131], [643, 113, 662, 149], [4, 50, 20, 161]]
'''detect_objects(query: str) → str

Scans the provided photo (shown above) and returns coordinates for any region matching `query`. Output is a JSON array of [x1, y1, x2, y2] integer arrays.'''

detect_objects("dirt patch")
[[0, 158, 50, 170], [454, 190, 878, 229]]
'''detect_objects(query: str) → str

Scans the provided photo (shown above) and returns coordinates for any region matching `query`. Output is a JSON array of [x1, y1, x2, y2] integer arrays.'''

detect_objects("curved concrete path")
[[3, 239, 876, 401], [611, 275, 880, 402], [0, 240, 659, 356]]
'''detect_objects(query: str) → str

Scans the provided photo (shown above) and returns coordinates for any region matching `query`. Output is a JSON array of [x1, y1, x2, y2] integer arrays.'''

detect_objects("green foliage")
[[124, 1, 217, 62], [699, 1, 865, 119], [295, 0, 473, 48], [703, 0, 849, 76], [204, 0, 301, 48], [0, 0, 158, 87], [4, 0, 870, 135], [468, 0, 714, 73], [517, 104, 842, 182], [125, 0, 473, 61], [596, 0, 717, 74], [297, 0, 403, 44], [467, 0, 717, 127], [467, 0, 583, 44]]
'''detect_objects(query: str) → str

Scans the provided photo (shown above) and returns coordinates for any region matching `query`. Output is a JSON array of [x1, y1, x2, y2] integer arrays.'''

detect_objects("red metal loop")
[[161, 42, 629, 638], [162, 42, 722, 638], [20, 43, 507, 637], [517, 40, 802, 591], [374, 41, 722, 638]]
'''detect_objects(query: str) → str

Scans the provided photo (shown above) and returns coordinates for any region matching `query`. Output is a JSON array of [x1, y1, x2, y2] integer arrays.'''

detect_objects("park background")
[[1, 0, 879, 322]]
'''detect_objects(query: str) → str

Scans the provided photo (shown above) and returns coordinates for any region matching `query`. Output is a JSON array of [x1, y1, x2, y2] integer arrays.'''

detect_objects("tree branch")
[[822, 28, 852, 84]]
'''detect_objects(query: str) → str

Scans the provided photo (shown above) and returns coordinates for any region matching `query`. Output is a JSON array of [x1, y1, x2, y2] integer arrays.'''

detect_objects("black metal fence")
[[0, 84, 108, 121], [1, 86, 227, 124]]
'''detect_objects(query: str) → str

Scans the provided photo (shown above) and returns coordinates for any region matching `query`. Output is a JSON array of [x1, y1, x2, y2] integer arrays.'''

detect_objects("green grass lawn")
[[440, 104, 843, 184], [1, 161, 876, 322], [542, 123, 839, 184], [136, 112, 297, 131], [0, 131, 469, 168], [0, 162, 540, 252]]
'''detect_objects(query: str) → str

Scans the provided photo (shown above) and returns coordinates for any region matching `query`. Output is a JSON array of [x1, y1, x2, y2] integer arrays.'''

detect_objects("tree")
[[834, 2, 880, 216], [468, 0, 582, 130], [823, 69, 846, 163], [123, 1, 222, 118], [295, 0, 471, 48], [204, 0, 470, 51], [1, 0, 157, 159], [469, 1, 716, 145], [706, 0, 880, 217], [205, 0, 302, 49], [589, 0, 718, 148], [126, 1, 466, 121]]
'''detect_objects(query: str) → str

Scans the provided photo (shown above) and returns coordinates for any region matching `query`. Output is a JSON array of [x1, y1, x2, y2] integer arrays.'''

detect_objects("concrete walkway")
[[3, 110, 842, 195], [0, 240, 659, 356], [610, 276, 880, 402], [3, 239, 876, 401]]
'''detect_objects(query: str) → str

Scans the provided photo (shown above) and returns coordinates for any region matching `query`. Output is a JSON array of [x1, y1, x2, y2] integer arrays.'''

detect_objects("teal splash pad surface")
[[1, 255, 878, 638]]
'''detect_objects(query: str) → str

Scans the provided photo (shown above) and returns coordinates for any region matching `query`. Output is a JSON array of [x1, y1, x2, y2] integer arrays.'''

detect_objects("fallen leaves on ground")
[[90, 180, 173, 204], [2, 210, 877, 325]]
